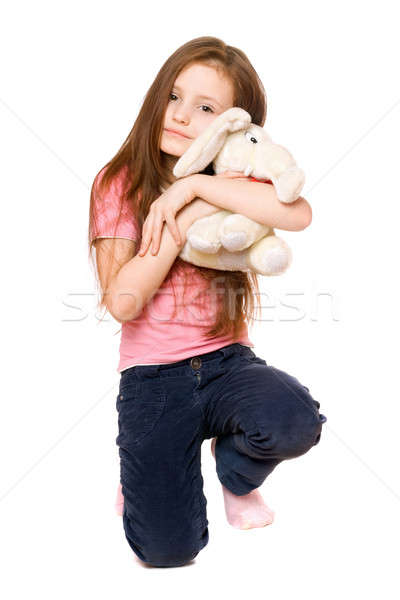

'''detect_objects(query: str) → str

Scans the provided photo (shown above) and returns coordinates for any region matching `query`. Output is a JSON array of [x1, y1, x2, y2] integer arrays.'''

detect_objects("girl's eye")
[[168, 93, 214, 114]]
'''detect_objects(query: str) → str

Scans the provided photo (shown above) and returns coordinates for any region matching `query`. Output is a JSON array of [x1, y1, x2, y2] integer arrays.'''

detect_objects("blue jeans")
[[116, 342, 327, 568]]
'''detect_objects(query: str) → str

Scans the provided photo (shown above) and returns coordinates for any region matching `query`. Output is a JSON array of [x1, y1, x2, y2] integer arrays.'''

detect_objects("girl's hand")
[[138, 177, 196, 256], [138, 171, 247, 256]]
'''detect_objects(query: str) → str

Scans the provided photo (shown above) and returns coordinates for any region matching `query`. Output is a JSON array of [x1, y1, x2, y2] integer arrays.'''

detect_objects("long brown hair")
[[88, 36, 266, 338]]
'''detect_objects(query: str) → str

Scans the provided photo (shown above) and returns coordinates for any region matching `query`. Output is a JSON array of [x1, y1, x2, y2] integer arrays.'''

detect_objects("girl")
[[88, 36, 327, 569]]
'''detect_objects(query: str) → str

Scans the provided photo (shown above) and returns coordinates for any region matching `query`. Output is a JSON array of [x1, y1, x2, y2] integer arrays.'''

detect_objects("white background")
[[1, 0, 399, 596]]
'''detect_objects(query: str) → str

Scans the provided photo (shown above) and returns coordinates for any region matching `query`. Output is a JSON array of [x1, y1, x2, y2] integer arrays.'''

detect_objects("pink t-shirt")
[[90, 165, 255, 373]]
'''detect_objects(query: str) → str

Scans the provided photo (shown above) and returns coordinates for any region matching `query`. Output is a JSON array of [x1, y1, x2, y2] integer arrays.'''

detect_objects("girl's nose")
[[173, 109, 190, 125]]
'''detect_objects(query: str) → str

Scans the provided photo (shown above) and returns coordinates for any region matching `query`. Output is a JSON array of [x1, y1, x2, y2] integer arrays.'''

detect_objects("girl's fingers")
[[139, 232, 148, 256], [151, 213, 164, 255], [138, 212, 154, 256], [138, 234, 147, 256], [165, 214, 181, 247]]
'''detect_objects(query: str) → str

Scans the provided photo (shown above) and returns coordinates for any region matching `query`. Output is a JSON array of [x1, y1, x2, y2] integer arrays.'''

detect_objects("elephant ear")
[[172, 107, 252, 178]]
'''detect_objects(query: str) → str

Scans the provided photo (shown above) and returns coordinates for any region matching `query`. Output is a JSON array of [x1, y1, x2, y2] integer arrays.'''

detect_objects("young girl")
[[88, 36, 327, 569]]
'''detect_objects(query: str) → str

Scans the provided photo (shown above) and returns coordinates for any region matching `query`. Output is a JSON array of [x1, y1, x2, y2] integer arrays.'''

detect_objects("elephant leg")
[[187, 210, 231, 254], [219, 213, 270, 252], [246, 235, 293, 276]]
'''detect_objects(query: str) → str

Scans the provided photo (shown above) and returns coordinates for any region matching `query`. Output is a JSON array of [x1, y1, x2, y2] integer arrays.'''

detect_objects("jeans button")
[[190, 357, 202, 369]]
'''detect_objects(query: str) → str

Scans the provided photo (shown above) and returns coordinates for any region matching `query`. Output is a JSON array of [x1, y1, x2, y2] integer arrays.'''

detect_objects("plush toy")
[[167, 107, 305, 276]]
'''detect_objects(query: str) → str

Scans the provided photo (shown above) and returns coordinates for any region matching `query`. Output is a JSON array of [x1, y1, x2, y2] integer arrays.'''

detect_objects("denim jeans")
[[116, 342, 327, 568]]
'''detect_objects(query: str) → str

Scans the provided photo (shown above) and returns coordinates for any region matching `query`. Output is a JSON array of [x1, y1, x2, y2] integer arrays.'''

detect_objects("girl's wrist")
[[177, 200, 198, 231], [186, 173, 205, 202]]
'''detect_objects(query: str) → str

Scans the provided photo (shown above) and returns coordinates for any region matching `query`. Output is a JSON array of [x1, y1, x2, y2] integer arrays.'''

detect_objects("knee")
[[123, 498, 208, 568], [280, 408, 327, 457], [144, 547, 200, 568], [277, 415, 324, 458], [260, 387, 327, 458], [245, 412, 325, 460], [132, 530, 207, 568]]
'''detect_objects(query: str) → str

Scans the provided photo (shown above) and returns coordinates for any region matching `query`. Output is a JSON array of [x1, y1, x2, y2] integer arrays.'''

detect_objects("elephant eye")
[[245, 131, 258, 144]]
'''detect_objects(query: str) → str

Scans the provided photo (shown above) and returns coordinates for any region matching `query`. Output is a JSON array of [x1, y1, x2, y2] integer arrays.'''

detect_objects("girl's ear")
[[173, 107, 252, 178]]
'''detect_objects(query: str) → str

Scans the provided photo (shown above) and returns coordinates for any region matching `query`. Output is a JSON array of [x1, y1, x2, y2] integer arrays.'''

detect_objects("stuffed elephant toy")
[[164, 107, 305, 276]]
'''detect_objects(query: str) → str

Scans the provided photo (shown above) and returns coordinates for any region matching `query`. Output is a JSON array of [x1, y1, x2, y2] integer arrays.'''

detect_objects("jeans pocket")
[[116, 380, 166, 447]]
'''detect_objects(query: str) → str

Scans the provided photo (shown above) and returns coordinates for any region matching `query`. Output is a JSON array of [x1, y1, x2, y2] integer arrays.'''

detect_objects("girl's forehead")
[[174, 63, 233, 89], [172, 73, 234, 107]]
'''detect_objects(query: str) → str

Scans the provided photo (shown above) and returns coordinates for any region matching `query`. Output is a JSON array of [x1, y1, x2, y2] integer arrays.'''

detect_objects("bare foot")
[[115, 483, 124, 516], [211, 437, 275, 530]]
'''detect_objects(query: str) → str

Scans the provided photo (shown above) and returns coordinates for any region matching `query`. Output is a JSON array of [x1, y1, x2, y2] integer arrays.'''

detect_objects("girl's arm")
[[190, 174, 312, 232], [96, 200, 214, 323]]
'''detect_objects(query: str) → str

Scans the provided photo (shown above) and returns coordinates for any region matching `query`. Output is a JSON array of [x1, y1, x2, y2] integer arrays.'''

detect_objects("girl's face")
[[161, 62, 234, 157]]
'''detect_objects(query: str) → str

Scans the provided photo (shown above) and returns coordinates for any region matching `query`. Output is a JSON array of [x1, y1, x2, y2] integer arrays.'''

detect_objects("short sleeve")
[[90, 165, 139, 243]]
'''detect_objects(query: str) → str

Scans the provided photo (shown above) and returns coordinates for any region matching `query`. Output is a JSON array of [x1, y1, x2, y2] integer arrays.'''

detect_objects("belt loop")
[[218, 343, 240, 359], [239, 344, 253, 359]]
